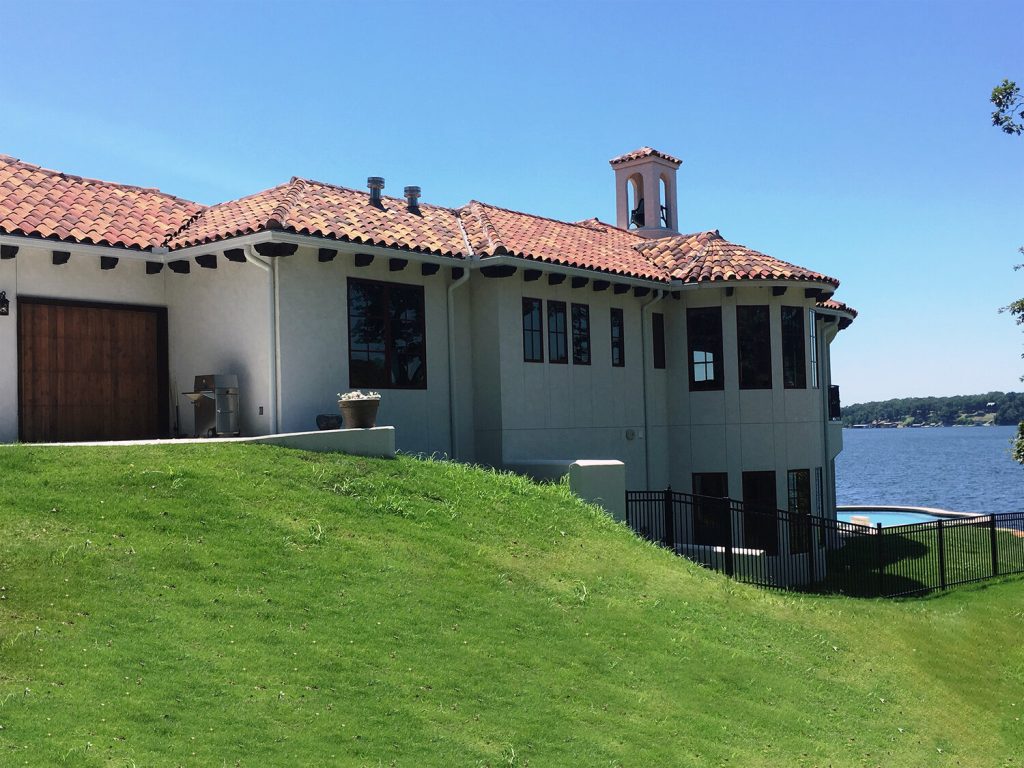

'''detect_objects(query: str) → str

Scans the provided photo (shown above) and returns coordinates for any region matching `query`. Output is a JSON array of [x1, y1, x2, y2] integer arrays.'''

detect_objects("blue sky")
[[3, 0, 1022, 404]]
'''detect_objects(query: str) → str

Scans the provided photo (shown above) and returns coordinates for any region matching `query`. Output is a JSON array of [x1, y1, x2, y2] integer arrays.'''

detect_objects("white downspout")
[[243, 245, 280, 434], [640, 289, 665, 489], [446, 267, 471, 458], [448, 214, 478, 460]]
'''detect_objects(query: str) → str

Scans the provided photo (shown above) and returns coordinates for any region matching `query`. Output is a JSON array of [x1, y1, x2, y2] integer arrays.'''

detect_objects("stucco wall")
[[274, 248, 453, 456], [163, 257, 271, 437], [489, 274, 655, 489]]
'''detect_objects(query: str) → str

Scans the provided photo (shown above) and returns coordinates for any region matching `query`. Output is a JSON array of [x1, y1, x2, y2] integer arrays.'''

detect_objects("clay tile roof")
[[0, 154, 202, 250], [461, 201, 665, 280], [608, 146, 682, 167], [167, 178, 468, 257], [818, 298, 858, 318], [635, 230, 839, 287]]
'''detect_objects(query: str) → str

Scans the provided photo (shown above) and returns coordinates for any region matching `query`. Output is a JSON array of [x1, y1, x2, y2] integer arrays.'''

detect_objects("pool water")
[[837, 511, 942, 527]]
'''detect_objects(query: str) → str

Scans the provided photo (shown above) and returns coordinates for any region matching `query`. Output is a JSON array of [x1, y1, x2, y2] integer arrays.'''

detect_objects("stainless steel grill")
[[182, 374, 239, 437]]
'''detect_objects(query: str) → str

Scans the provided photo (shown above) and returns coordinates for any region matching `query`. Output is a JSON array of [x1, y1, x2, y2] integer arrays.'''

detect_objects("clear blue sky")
[[3, 0, 1022, 404]]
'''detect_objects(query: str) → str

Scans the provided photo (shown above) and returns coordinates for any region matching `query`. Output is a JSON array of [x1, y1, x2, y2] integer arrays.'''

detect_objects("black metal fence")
[[626, 488, 1024, 598]]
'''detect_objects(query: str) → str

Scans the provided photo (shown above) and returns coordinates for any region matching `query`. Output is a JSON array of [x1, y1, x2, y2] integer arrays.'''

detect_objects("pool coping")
[[837, 505, 978, 521]]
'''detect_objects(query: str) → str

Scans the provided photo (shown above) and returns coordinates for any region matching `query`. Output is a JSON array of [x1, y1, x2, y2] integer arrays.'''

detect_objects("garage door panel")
[[18, 300, 168, 443]]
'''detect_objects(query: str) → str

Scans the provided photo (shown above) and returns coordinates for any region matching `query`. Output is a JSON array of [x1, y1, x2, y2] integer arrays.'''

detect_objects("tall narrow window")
[[742, 470, 778, 554], [687, 307, 723, 390], [781, 306, 806, 389], [693, 472, 730, 546], [610, 308, 625, 367], [737, 305, 771, 389], [814, 466, 824, 515], [522, 298, 543, 362], [809, 310, 819, 388], [348, 278, 426, 389], [652, 312, 666, 369], [547, 301, 567, 364], [787, 469, 811, 554], [571, 303, 591, 365]]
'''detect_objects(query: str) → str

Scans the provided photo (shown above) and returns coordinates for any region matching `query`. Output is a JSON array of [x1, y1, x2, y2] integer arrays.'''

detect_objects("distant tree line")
[[841, 392, 1024, 427]]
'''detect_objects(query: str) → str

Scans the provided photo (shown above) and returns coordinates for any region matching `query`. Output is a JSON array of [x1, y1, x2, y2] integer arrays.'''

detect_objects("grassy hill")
[[1, 444, 1022, 767]]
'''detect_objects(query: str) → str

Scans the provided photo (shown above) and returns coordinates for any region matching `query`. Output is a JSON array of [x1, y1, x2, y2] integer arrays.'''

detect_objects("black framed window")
[[809, 310, 819, 389], [742, 470, 778, 554], [693, 472, 730, 546], [781, 306, 806, 389], [571, 303, 591, 365], [548, 301, 568, 364], [348, 278, 426, 389], [652, 312, 666, 369], [787, 468, 811, 554], [610, 307, 625, 367], [737, 305, 771, 389], [686, 307, 723, 390], [522, 298, 544, 362]]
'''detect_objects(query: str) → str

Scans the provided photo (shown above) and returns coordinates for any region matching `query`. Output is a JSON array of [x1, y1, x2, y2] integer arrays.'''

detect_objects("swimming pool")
[[837, 510, 943, 527]]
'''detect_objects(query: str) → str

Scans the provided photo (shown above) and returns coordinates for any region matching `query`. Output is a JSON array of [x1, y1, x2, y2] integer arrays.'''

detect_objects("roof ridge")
[[464, 201, 507, 254], [467, 199, 645, 240], [0, 153, 199, 205], [266, 177, 308, 230], [291, 176, 460, 213]]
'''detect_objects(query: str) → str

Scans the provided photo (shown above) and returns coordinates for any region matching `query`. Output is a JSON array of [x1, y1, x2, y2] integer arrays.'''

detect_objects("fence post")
[[663, 486, 675, 553], [875, 523, 885, 597], [936, 520, 947, 591], [989, 514, 999, 578], [724, 502, 735, 577]]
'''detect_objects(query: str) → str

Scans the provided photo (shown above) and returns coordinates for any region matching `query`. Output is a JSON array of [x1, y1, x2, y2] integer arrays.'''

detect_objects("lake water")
[[836, 425, 1024, 514]]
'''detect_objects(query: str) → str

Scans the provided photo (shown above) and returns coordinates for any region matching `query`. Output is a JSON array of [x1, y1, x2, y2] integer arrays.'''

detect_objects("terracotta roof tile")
[[635, 230, 839, 287], [461, 202, 665, 280], [818, 298, 857, 318], [0, 154, 202, 249], [168, 178, 467, 257], [609, 146, 682, 167]]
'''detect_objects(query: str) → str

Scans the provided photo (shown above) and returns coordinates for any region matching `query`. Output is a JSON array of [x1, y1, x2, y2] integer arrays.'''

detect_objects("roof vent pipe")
[[404, 186, 421, 212], [367, 177, 385, 206]]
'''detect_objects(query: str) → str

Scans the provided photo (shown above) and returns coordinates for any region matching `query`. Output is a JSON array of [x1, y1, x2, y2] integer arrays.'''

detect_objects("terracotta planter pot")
[[339, 398, 380, 429]]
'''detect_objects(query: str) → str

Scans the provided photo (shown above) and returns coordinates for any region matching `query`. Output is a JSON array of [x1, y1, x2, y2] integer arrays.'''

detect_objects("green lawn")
[[1, 444, 1022, 767]]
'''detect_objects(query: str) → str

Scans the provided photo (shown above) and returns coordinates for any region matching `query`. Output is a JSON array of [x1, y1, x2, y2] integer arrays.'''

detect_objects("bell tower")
[[610, 147, 682, 237]]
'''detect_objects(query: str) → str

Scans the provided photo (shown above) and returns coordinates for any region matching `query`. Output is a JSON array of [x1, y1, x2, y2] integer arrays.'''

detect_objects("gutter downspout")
[[243, 245, 280, 434], [640, 289, 666, 489], [448, 215, 477, 459]]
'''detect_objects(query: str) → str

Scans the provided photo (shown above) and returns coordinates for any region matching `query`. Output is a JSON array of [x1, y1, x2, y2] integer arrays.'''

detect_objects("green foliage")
[[991, 79, 1024, 135], [1, 444, 1023, 765], [840, 391, 1024, 426]]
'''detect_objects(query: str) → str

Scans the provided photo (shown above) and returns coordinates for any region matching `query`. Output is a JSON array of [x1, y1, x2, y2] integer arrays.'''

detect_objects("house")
[[0, 146, 855, 520]]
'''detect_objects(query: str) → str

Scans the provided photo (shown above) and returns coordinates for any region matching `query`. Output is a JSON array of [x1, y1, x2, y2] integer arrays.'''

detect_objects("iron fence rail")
[[625, 488, 1024, 598]]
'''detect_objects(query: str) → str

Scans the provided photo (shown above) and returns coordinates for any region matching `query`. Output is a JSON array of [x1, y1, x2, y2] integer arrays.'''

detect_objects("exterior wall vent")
[[367, 176, 385, 206]]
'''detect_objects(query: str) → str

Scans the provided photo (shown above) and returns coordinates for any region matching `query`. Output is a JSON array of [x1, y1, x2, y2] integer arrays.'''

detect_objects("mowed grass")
[[0, 445, 1022, 767]]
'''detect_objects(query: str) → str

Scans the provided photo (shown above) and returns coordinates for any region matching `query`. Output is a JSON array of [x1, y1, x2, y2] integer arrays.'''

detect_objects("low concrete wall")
[[250, 427, 395, 458], [501, 459, 574, 482], [16, 427, 397, 459], [569, 460, 626, 522]]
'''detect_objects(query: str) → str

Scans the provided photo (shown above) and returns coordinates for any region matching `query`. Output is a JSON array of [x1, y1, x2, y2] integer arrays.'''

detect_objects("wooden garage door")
[[18, 299, 169, 442]]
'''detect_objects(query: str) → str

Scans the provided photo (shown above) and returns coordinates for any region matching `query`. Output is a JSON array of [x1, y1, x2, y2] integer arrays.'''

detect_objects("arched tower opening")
[[609, 147, 682, 237]]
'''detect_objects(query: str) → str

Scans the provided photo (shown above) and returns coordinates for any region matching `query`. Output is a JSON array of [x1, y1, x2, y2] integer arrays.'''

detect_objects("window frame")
[[781, 305, 807, 389], [809, 309, 819, 389], [571, 302, 591, 366], [652, 312, 666, 370], [347, 276, 427, 390], [522, 297, 544, 363], [610, 307, 625, 368], [787, 468, 812, 554], [686, 306, 724, 391], [547, 300, 568, 364], [736, 304, 772, 390]]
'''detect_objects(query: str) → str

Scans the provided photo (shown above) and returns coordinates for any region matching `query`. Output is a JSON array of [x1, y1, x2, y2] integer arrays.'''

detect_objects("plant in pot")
[[337, 390, 381, 429]]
